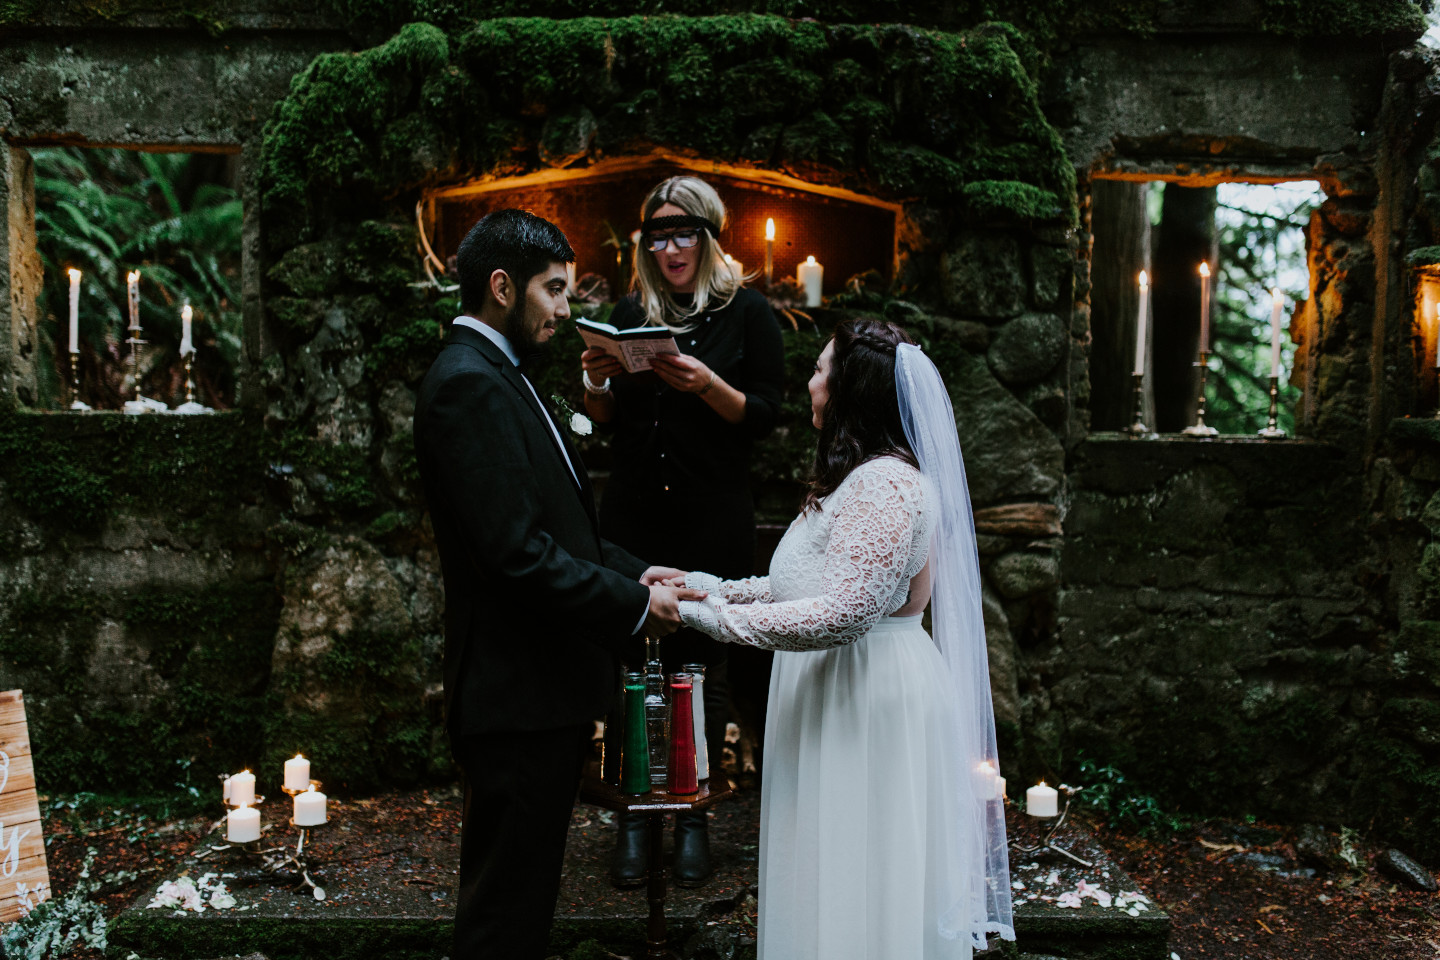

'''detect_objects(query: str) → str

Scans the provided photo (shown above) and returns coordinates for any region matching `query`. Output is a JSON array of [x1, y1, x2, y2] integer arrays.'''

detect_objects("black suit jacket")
[[414, 324, 650, 736]]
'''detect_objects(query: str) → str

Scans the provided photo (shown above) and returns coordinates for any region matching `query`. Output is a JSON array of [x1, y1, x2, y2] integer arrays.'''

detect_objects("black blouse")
[[598, 286, 785, 577]]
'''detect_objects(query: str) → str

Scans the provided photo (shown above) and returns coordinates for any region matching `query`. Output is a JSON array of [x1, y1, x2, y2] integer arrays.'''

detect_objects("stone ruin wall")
[[2, 3, 1439, 857]]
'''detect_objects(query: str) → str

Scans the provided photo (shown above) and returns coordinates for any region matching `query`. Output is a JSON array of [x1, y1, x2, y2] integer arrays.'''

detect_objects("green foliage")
[[32, 147, 243, 409], [1208, 182, 1321, 435], [1073, 752, 1188, 834], [0, 850, 107, 959], [266, 430, 377, 512]]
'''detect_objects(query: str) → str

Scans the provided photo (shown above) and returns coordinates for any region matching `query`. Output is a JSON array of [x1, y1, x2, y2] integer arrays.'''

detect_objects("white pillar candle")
[[797, 255, 823, 307], [284, 754, 310, 792], [293, 786, 327, 826], [999, 776, 1007, 800], [764, 218, 775, 285], [226, 805, 260, 843], [1197, 261, 1211, 353], [1026, 781, 1058, 818], [68, 268, 81, 354], [1268, 288, 1284, 377], [127, 270, 141, 333], [229, 770, 255, 807], [180, 303, 194, 357], [222, 776, 232, 803], [975, 761, 1003, 801], [1133, 270, 1149, 377]]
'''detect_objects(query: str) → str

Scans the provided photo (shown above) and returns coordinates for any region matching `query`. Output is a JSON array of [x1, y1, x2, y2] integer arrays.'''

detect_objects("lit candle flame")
[[127, 269, 140, 283], [293, 753, 304, 760], [182, 303, 193, 321], [724, 254, 734, 264], [1138, 269, 1148, 287], [806, 255, 816, 264], [1271, 287, 1282, 306], [765, 218, 775, 241], [68, 267, 81, 280], [1198, 262, 1210, 278]]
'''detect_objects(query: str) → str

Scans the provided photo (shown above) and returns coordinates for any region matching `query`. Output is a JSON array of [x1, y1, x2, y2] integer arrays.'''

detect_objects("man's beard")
[[505, 297, 550, 364]]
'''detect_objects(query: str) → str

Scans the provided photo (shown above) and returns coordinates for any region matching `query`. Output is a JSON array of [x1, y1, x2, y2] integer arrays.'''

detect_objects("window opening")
[[35, 147, 242, 411]]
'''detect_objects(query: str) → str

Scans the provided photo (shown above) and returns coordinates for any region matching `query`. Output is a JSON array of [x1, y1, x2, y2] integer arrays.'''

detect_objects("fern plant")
[[33, 147, 243, 409]]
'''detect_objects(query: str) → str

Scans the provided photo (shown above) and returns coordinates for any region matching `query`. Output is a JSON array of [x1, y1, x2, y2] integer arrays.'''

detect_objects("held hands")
[[640, 566, 688, 586], [645, 583, 708, 636], [649, 353, 717, 395]]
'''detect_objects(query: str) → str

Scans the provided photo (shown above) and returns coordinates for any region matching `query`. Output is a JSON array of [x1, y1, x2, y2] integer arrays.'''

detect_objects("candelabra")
[[1181, 352, 1219, 437], [184, 352, 196, 405], [1008, 784, 1094, 868], [1257, 375, 1286, 438], [200, 775, 331, 900], [1125, 373, 1151, 437], [68, 356, 89, 411]]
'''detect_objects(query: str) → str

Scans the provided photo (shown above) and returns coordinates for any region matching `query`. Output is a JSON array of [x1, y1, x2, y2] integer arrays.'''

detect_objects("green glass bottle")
[[620, 671, 650, 794]]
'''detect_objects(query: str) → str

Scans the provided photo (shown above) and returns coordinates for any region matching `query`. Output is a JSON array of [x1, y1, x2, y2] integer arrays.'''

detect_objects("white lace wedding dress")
[[682, 456, 973, 960]]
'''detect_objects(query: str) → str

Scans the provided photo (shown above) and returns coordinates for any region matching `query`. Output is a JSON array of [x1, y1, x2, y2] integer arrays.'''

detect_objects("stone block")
[[990, 551, 1060, 600], [539, 106, 598, 167], [940, 231, 1026, 319], [949, 351, 1064, 506], [974, 503, 1061, 537], [987, 312, 1067, 385]]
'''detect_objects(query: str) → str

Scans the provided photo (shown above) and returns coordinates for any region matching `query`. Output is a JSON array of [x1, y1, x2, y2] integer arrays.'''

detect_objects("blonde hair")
[[633, 176, 740, 332]]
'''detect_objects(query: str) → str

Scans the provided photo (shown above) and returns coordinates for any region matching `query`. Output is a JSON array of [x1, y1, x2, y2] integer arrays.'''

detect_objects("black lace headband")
[[640, 213, 720, 238]]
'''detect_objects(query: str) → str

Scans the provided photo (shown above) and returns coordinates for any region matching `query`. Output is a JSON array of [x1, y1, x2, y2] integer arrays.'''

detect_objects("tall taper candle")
[[1269, 288, 1284, 378], [1198, 261, 1211, 352], [1133, 270, 1149, 377], [127, 270, 141, 333], [180, 303, 194, 357], [68, 269, 81, 354], [764, 218, 775, 287]]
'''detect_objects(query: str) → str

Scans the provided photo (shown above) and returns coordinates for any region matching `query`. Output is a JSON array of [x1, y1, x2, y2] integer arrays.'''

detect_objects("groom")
[[414, 209, 703, 958]]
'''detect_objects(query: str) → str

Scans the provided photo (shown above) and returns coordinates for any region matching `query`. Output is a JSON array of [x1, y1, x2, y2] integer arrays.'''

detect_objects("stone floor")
[[107, 788, 1168, 960]]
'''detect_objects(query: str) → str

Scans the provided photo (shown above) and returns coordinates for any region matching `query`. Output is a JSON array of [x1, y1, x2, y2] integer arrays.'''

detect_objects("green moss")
[[1406, 245, 1440, 268], [267, 430, 377, 513], [262, 15, 1077, 247]]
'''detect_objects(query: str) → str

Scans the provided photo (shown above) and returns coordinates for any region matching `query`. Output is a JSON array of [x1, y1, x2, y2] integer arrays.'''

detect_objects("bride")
[[677, 318, 1014, 959]]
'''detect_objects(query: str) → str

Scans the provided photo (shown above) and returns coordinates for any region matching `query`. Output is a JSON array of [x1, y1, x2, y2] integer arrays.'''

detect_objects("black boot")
[[610, 811, 649, 888], [673, 810, 713, 887]]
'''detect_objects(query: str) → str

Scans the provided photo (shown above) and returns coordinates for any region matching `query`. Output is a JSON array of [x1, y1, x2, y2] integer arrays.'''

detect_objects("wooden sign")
[[0, 690, 50, 923]]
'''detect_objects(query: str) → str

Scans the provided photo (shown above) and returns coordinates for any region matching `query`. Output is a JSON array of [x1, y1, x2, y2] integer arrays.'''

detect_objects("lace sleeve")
[[680, 464, 922, 651], [685, 571, 772, 604]]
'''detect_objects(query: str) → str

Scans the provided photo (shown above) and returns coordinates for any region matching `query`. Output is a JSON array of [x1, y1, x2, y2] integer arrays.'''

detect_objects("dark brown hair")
[[802, 317, 919, 514]]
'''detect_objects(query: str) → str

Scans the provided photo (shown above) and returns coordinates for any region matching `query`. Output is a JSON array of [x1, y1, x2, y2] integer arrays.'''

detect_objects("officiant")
[[580, 175, 785, 887]]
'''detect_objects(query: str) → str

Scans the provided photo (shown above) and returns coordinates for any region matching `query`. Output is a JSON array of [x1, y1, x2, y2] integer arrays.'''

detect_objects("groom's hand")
[[640, 565, 688, 586], [645, 584, 707, 636]]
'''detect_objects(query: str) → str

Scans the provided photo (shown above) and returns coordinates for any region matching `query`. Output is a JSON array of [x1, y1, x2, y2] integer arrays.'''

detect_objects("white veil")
[[896, 342, 1015, 948]]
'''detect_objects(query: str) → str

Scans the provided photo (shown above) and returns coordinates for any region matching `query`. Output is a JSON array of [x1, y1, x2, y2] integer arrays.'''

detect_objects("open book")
[[575, 317, 680, 373]]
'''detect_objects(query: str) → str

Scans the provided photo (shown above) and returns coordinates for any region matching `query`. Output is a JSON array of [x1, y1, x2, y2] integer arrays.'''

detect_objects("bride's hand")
[[640, 566, 687, 586]]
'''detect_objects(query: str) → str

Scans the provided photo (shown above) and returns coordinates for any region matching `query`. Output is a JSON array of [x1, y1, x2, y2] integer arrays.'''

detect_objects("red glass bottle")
[[667, 672, 699, 796]]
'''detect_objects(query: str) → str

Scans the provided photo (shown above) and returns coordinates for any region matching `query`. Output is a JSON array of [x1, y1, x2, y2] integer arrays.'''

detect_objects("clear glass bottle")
[[644, 637, 668, 787], [667, 672, 699, 796]]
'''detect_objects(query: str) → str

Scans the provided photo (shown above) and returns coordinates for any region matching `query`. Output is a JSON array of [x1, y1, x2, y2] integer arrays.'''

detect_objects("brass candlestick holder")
[[184, 352, 195, 404], [1257, 375, 1286, 438], [1181, 352, 1219, 437], [68, 356, 89, 410], [1125, 372, 1152, 437], [1009, 784, 1094, 868], [199, 778, 330, 899]]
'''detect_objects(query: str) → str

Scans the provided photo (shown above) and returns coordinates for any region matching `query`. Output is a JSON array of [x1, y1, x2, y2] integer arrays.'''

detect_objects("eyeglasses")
[[644, 230, 701, 252]]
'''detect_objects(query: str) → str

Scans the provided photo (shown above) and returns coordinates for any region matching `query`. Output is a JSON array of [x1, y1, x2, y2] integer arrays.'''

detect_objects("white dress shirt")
[[452, 316, 649, 634]]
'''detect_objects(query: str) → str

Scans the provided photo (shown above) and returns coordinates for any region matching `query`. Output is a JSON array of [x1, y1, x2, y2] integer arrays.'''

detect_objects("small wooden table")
[[579, 777, 734, 960]]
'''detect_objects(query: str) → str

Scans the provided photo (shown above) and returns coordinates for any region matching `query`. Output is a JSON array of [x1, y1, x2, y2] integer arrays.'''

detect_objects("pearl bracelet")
[[583, 370, 612, 395]]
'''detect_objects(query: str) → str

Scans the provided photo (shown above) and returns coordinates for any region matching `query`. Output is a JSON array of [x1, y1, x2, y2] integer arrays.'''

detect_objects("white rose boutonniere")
[[551, 394, 593, 437]]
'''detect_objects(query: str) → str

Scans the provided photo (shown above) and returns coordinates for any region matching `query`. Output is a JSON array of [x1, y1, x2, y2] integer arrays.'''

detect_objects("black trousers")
[[452, 724, 592, 960]]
